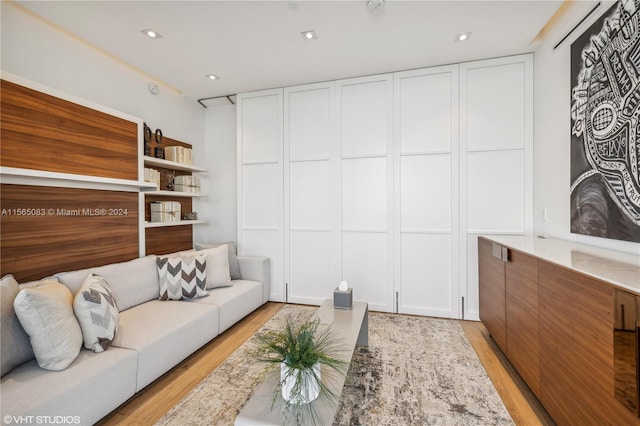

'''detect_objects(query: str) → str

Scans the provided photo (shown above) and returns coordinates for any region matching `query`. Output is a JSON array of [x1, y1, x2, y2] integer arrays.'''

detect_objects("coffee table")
[[235, 300, 369, 425]]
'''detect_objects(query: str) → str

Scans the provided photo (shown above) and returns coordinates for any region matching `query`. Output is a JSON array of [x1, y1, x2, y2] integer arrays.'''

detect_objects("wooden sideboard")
[[478, 235, 640, 425]]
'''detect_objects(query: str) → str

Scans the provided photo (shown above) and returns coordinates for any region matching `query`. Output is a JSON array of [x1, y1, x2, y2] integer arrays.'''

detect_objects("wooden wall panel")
[[0, 184, 139, 282], [145, 225, 193, 256], [0, 79, 138, 180], [539, 262, 640, 425]]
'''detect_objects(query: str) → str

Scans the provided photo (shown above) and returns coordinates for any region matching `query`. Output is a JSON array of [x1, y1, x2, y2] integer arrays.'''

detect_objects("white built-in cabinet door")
[[336, 74, 394, 313], [460, 54, 534, 320], [394, 65, 460, 318], [237, 89, 284, 302], [284, 82, 337, 305], [237, 54, 532, 318]]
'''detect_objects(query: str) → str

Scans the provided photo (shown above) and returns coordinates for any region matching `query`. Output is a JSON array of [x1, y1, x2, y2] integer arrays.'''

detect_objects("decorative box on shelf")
[[174, 175, 200, 193], [164, 146, 193, 165], [150, 201, 181, 222], [144, 168, 160, 189]]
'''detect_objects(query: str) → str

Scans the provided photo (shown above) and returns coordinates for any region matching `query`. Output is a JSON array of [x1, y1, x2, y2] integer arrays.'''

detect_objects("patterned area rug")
[[156, 305, 513, 425]]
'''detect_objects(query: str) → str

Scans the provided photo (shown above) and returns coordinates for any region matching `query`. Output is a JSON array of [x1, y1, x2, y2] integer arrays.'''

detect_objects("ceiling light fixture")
[[141, 29, 162, 39], [455, 32, 471, 42], [301, 30, 317, 41], [205, 74, 220, 80]]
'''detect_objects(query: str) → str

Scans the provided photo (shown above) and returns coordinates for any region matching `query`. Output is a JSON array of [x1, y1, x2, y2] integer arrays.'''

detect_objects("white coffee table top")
[[235, 300, 368, 426]]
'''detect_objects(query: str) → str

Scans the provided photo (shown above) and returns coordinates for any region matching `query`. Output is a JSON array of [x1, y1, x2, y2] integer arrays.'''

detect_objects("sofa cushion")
[[0, 347, 137, 424], [13, 281, 82, 371], [111, 300, 219, 391], [1, 275, 34, 377], [181, 245, 231, 289], [157, 255, 208, 300], [190, 280, 263, 333], [55, 255, 159, 312], [73, 274, 119, 352], [196, 241, 241, 280]]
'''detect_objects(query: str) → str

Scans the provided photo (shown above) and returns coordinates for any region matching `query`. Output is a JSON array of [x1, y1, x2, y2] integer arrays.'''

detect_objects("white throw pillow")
[[196, 241, 241, 280], [181, 245, 231, 289], [13, 281, 82, 371], [157, 254, 208, 300], [73, 274, 119, 353]]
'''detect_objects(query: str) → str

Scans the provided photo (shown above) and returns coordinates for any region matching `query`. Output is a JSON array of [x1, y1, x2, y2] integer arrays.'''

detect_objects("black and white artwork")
[[570, 0, 640, 243]]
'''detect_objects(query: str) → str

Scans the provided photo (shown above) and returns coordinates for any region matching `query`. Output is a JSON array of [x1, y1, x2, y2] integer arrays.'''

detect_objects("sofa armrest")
[[237, 256, 270, 303]]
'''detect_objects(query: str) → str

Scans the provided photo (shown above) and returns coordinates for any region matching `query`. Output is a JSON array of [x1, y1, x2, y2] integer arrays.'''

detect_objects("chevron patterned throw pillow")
[[157, 255, 208, 301], [73, 274, 119, 353]]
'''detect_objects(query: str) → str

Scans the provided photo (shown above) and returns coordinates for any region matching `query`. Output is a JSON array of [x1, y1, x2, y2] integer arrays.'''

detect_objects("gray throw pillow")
[[1, 275, 35, 376], [195, 241, 241, 280]]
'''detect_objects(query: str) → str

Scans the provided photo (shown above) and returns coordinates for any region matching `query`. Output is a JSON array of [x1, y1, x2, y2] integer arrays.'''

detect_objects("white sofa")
[[0, 250, 270, 425]]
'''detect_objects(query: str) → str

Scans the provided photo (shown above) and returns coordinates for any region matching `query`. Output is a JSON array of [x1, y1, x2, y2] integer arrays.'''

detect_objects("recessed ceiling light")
[[455, 32, 471, 42], [141, 29, 162, 39], [301, 30, 317, 41], [205, 74, 220, 80]]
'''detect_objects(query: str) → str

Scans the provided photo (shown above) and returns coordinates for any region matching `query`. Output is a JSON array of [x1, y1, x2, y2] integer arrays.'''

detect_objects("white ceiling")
[[16, 0, 563, 104]]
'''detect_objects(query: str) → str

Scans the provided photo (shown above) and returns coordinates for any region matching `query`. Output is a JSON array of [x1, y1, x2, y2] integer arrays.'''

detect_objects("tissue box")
[[333, 287, 352, 310]]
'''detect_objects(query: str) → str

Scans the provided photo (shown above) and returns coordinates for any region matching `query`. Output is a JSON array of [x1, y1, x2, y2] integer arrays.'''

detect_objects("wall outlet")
[[542, 207, 548, 222]]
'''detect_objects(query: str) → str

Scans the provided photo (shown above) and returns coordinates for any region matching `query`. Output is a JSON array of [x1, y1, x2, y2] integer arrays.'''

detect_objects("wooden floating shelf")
[[0, 166, 157, 192], [145, 220, 208, 228], [143, 156, 207, 173], [144, 190, 205, 198]]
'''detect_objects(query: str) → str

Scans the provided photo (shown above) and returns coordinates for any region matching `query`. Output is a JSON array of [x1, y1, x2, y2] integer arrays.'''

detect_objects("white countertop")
[[481, 235, 640, 294]]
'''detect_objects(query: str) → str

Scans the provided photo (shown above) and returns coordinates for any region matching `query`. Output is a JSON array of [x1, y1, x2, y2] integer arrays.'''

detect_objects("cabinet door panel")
[[342, 232, 391, 312], [288, 231, 332, 305], [400, 233, 452, 316], [340, 79, 390, 157], [505, 249, 540, 397], [289, 161, 331, 230], [342, 157, 387, 231], [243, 229, 280, 301], [539, 262, 638, 425], [240, 94, 281, 163], [288, 88, 332, 161], [465, 62, 525, 151], [401, 154, 451, 231], [478, 237, 506, 353], [397, 70, 454, 154], [242, 163, 279, 228], [467, 150, 524, 232]]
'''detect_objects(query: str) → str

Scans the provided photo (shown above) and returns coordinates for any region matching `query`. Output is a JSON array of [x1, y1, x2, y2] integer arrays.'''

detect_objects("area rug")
[[156, 305, 513, 425]]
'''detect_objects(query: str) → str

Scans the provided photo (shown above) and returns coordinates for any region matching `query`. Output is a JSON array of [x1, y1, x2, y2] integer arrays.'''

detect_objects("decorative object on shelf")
[[174, 175, 200, 193], [154, 128, 164, 159], [144, 167, 160, 189], [160, 169, 175, 191], [165, 146, 193, 165], [333, 281, 352, 309], [150, 201, 181, 222], [143, 122, 152, 156], [252, 314, 348, 424], [183, 212, 198, 220]]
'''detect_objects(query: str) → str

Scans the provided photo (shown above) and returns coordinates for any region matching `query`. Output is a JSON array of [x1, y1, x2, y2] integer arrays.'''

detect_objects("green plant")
[[253, 314, 349, 424]]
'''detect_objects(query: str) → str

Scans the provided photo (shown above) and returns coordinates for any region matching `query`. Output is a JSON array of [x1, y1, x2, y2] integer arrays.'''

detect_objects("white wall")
[[533, 1, 640, 255], [194, 104, 238, 244], [1, 1, 203, 145]]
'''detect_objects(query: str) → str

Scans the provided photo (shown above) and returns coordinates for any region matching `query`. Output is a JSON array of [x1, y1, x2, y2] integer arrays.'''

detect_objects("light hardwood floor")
[[99, 303, 554, 425]]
